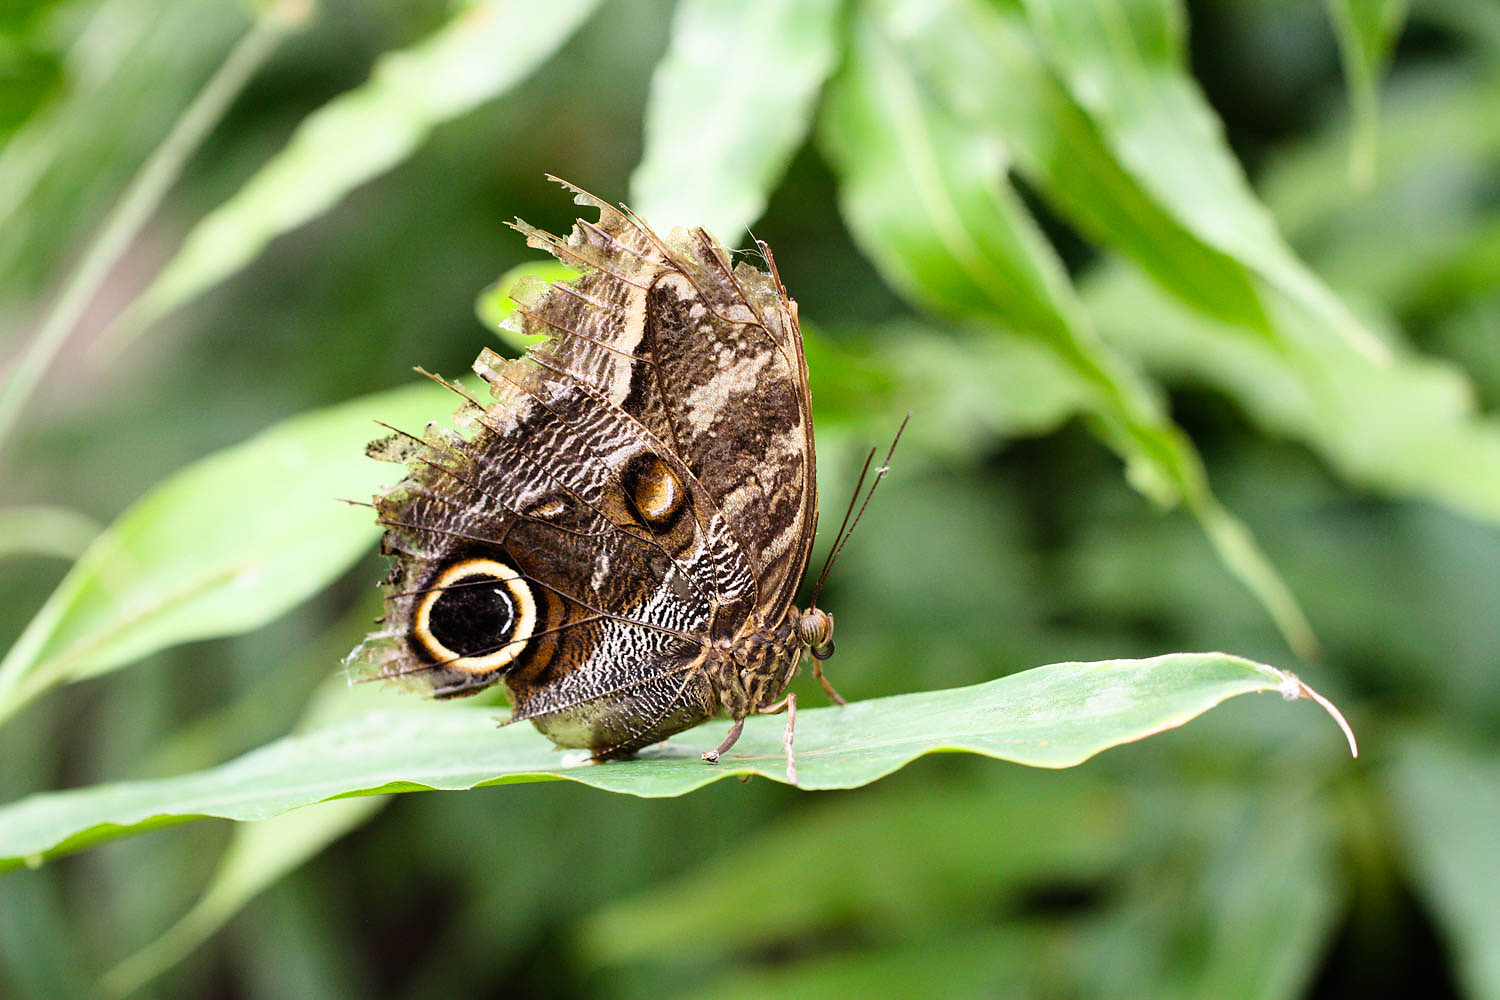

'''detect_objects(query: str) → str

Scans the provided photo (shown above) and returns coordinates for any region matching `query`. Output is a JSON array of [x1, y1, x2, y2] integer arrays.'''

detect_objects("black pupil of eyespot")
[[428, 573, 515, 658]]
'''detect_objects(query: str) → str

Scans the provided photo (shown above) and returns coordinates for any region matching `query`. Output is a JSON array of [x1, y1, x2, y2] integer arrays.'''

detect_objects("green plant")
[[2, 1, 1495, 997]]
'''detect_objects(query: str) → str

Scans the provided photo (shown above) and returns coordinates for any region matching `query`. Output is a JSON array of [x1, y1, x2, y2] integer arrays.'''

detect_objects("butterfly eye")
[[412, 557, 536, 674], [796, 608, 834, 653], [623, 453, 685, 529]]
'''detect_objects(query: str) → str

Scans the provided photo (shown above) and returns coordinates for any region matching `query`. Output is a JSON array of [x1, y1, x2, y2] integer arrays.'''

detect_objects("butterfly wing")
[[513, 180, 819, 621], [351, 181, 817, 756]]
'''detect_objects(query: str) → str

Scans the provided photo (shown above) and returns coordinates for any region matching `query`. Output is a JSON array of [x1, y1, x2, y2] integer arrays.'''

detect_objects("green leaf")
[[0, 653, 1355, 870], [1325, 0, 1408, 190], [1018, 0, 1389, 362], [1077, 797, 1342, 1000], [818, 7, 1317, 658], [95, 671, 402, 998], [1087, 261, 1500, 528], [818, 5, 1175, 488], [1258, 66, 1500, 315], [626, 789, 1342, 1000], [0, 381, 452, 725], [100, 0, 601, 352], [0, 0, 248, 289], [98, 796, 382, 1000], [1386, 734, 1500, 1000], [880, 0, 1270, 336], [0, 3, 294, 459], [0, 507, 102, 561], [475, 260, 577, 351], [662, 928, 1045, 1000], [578, 769, 1128, 968], [629, 0, 841, 238], [809, 319, 1093, 462], [820, 13, 1099, 357], [1093, 65, 1500, 530]]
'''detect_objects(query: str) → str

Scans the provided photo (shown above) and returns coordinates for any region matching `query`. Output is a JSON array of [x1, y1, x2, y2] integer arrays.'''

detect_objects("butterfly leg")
[[780, 693, 799, 784], [754, 692, 799, 785], [811, 657, 847, 706], [701, 718, 745, 764], [701, 697, 800, 783]]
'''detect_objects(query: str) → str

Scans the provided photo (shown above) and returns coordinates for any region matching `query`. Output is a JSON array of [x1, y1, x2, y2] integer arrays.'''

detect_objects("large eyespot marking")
[[413, 558, 536, 674], [623, 453, 685, 530]]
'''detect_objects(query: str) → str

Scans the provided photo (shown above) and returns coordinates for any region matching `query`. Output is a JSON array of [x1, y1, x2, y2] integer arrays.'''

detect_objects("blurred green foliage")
[[2, 0, 1498, 997]]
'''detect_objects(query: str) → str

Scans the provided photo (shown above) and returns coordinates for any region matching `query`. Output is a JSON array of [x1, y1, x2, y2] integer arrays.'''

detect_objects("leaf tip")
[[1278, 671, 1358, 758]]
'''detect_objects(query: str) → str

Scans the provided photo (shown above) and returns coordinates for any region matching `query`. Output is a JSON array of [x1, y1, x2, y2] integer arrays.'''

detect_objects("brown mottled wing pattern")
[[349, 180, 817, 757], [512, 183, 817, 617]]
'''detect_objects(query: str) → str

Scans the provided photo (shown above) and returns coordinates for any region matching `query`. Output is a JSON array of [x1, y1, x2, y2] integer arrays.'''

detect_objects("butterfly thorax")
[[708, 605, 827, 718]]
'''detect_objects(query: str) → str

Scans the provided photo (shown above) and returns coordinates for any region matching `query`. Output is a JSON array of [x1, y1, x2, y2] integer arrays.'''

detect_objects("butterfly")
[[349, 177, 891, 779]]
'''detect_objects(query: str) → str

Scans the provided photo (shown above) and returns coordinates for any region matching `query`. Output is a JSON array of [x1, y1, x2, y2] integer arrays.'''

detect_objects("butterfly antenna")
[[810, 448, 873, 602], [809, 413, 911, 608]]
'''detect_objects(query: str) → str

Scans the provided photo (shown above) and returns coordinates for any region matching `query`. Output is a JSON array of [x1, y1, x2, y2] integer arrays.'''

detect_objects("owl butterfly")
[[349, 178, 893, 780]]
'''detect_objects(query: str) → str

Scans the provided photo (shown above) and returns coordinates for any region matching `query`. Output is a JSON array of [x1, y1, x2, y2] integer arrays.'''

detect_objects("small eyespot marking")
[[527, 496, 568, 520], [626, 454, 684, 528]]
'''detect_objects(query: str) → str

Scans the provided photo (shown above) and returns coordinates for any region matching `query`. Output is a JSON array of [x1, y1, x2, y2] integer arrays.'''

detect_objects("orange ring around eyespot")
[[412, 558, 536, 674]]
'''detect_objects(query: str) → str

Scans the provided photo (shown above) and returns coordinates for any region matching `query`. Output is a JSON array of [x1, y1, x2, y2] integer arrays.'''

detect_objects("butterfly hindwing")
[[352, 180, 823, 759]]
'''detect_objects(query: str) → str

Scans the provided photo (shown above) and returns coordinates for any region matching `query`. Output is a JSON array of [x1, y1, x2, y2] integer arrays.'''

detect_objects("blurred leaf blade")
[[101, 0, 602, 352], [98, 796, 383, 1000], [95, 672, 405, 998], [476, 260, 578, 350], [1019, 0, 1390, 362], [0, 507, 102, 561], [0, 653, 1352, 869], [818, 4, 1171, 476], [0, 3, 298, 459], [0, 0, 248, 290], [629, 0, 841, 238], [1081, 799, 1341, 1000], [885, 0, 1271, 336], [0, 0, 151, 232], [1386, 734, 1500, 1000], [0, 381, 452, 724], [809, 319, 1094, 461], [1089, 58, 1500, 530], [1260, 65, 1500, 251], [820, 9, 1091, 350], [648, 792, 1340, 1000], [581, 769, 1129, 967], [1259, 63, 1500, 322], [1326, 0, 1408, 189], [1087, 261, 1500, 528], [818, 5, 1316, 658], [664, 928, 1043, 1000]]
